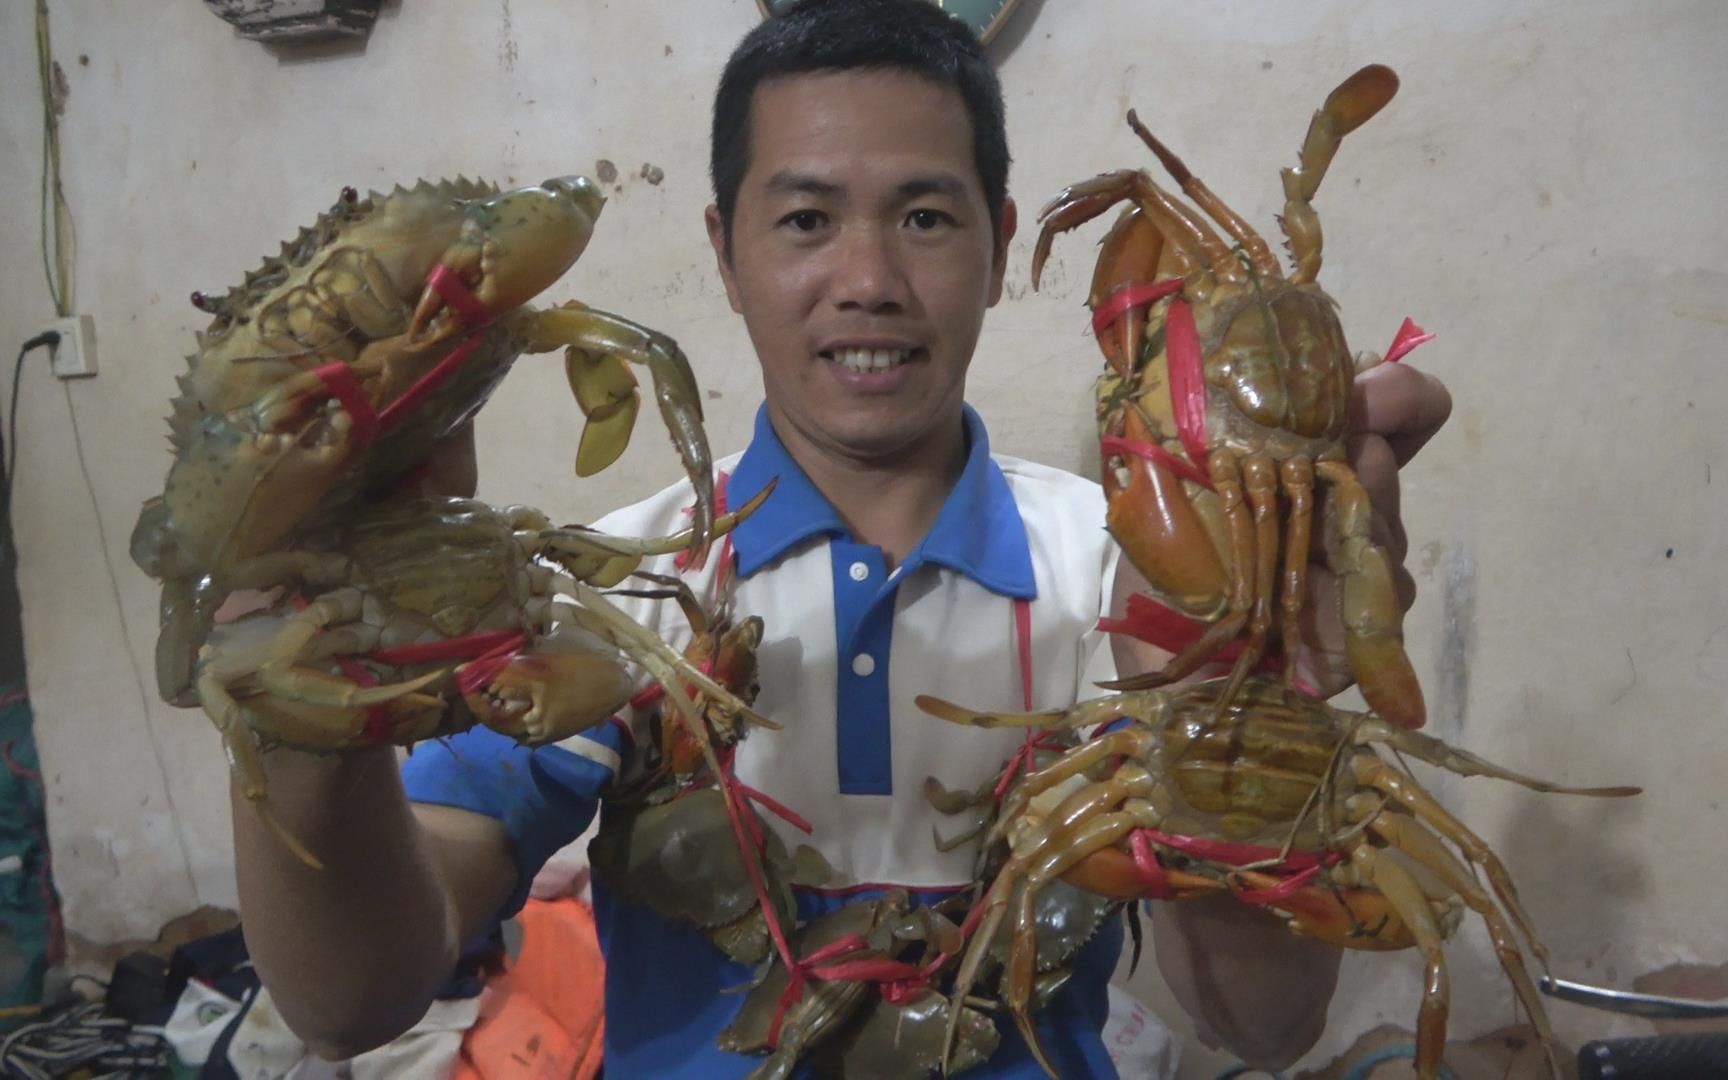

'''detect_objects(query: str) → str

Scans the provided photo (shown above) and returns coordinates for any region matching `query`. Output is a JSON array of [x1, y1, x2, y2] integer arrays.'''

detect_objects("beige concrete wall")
[[1, 0, 1722, 1071]]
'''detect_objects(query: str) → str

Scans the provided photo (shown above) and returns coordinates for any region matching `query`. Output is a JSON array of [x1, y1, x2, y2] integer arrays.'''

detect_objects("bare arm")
[[1111, 361, 1451, 1068], [232, 423, 511, 1058], [232, 748, 516, 1059]]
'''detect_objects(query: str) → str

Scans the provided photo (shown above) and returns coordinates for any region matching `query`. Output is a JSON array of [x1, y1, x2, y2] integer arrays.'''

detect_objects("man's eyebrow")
[[896, 174, 968, 200], [762, 171, 843, 197]]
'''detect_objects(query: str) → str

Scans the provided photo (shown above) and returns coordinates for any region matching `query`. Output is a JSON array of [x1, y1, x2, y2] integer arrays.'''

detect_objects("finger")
[[1348, 362, 1453, 468], [1392, 560, 1416, 613]]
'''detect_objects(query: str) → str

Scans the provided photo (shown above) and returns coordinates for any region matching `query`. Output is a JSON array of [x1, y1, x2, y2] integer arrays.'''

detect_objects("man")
[[232, 1, 1453, 1075]]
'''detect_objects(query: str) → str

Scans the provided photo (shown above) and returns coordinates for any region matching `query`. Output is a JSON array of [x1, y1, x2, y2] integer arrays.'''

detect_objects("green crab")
[[132, 174, 716, 709], [193, 491, 772, 868], [718, 893, 999, 1080]]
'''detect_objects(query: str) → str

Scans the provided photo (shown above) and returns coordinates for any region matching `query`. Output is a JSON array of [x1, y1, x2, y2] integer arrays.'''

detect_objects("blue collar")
[[725, 403, 1036, 599]]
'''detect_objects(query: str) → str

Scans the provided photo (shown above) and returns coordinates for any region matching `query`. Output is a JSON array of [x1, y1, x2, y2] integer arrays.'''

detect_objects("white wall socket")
[[46, 315, 97, 378]]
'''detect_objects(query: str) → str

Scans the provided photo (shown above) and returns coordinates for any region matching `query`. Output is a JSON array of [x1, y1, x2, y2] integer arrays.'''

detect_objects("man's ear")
[[987, 196, 1018, 307], [705, 204, 744, 314]]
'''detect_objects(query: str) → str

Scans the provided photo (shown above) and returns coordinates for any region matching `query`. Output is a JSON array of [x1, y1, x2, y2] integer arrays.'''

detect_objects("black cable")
[[3, 332, 59, 541]]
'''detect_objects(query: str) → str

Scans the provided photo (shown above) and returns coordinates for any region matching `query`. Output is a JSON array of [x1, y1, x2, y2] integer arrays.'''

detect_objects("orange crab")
[[1032, 64, 1430, 728]]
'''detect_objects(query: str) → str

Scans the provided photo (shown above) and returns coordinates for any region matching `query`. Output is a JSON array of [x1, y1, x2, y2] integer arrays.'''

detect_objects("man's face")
[[707, 69, 1016, 465]]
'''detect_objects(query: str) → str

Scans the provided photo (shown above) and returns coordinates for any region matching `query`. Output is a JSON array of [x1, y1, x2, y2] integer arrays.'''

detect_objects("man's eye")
[[781, 210, 826, 232], [906, 209, 952, 231]]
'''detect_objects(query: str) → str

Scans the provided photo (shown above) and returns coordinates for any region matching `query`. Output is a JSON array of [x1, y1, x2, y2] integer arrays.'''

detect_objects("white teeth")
[[832, 347, 912, 373]]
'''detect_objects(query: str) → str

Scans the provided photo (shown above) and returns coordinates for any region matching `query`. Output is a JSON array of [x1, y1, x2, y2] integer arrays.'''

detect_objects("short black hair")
[[710, 0, 1011, 256]]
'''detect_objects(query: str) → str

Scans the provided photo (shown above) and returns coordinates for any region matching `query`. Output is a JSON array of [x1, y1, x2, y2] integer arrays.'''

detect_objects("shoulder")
[[992, 452, 1117, 596], [992, 453, 1106, 516], [993, 454, 1110, 552]]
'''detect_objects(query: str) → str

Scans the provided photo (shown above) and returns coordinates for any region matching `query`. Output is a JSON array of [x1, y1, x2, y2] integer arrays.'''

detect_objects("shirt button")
[[848, 561, 870, 582], [851, 653, 876, 677]]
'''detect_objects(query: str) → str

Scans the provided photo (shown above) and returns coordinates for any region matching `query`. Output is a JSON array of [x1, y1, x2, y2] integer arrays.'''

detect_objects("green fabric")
[[0, 682, 61, 1032]]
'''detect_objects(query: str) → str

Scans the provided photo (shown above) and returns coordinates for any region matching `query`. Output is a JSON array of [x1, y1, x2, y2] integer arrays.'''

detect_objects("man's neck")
[[769, 410, 969, 569]]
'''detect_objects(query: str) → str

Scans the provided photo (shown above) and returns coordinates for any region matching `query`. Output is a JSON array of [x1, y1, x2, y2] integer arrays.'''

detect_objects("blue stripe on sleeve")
[[400, 722, 628, 917]]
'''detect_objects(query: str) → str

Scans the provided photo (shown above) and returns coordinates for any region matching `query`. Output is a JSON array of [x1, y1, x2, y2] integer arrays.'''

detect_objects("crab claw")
[[463, 650, 635, 744], [409, 175, 606, 338]]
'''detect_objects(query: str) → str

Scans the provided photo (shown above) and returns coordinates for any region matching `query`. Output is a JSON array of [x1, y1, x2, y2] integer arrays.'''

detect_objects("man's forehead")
[[741, 70, 980, 191]]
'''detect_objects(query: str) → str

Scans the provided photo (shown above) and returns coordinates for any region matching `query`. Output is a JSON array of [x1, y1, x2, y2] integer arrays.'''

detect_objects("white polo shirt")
[[592, 402, 1120, 890], [402, 401, 1128, 1078]]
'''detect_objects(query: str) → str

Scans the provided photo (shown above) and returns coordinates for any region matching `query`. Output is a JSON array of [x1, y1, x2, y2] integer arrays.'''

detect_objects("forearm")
[[231, 746, 464, 1058], [1152, 895, 1341, 1070]]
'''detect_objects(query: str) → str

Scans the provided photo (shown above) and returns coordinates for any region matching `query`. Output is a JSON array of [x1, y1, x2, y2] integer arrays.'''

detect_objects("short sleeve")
[[400, 720, 631, 918]]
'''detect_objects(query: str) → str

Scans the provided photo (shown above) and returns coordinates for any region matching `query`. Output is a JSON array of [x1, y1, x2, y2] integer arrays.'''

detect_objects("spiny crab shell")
[[131, 173, 713, 707]]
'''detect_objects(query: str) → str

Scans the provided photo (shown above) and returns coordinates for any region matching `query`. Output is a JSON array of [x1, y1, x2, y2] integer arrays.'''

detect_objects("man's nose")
[[830, 225, 908, 312]]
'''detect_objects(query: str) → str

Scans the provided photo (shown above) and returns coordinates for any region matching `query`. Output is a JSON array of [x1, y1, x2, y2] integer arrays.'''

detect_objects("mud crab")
[[718, 893, 999, 1080], [133, 175, 717, 709], [918, 677, 1640, 1079], [194, 491, 769, 867], [590, 573, 821, 967], [1031, 65, 1429, 727]]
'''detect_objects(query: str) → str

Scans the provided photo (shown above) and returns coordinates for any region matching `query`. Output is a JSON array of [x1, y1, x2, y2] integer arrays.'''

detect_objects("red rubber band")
[[1164, 297, 1211, 474], [374, 335, 485, 433], [1099, 433, 1214, 491], [424, 263, 493, 329], [1090, 278, 1185, 339], [1382, 316, 1435, 365], [368, 629, 525, 668], [1129, 829, 1178, 900]]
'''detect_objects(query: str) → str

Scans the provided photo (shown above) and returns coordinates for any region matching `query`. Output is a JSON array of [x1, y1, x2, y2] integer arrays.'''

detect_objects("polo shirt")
[[402, 402, 1127, 1078]]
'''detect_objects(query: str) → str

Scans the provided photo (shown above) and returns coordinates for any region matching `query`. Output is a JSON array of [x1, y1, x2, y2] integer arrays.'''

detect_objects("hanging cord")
[[36, 0, 72, 319]]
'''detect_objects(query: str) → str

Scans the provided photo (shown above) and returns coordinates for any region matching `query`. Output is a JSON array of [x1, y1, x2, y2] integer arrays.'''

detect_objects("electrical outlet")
[[46, 315, 97, 378]]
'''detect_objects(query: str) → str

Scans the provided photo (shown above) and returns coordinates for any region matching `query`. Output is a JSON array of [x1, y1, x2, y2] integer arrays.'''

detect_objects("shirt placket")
[[829, 541, 901, 795]]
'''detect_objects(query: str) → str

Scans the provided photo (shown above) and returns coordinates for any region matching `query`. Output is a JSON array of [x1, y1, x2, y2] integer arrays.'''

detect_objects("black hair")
[[710, 0, 1010, 256]]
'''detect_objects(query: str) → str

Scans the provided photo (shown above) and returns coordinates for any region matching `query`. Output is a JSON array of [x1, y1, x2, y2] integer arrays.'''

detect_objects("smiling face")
[[706, 68, 1016, 468]]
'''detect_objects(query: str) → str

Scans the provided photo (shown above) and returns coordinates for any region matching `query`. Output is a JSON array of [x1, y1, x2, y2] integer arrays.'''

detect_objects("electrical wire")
[[0, 1000, 172, 1079], [2, 334, 59, 553]]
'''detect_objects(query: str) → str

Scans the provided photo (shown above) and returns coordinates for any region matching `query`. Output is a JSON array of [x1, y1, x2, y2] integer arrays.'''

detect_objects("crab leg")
[[1281, 65, 1400, 284], [518, 302, 714, 561], [991, 795, 1165, 1080], [1359, 804, 1563, 1079], [916, 686, 1174, 735], [1353, 719, 1641, 799], [242, 589, 447, 708], [553, 581, 775, 733], [1278, 458, 1316, 683], [196, 665, 324, 869], [1034, 170, 1221, 300], [532, 482, 773, 589], [1315, 460, 1425, 729], [1216, 452, 1281, 708], [1126, 109, 1282, 280], [1351, 756, 1549, 969], [1345, 843, 1451, 1079]]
